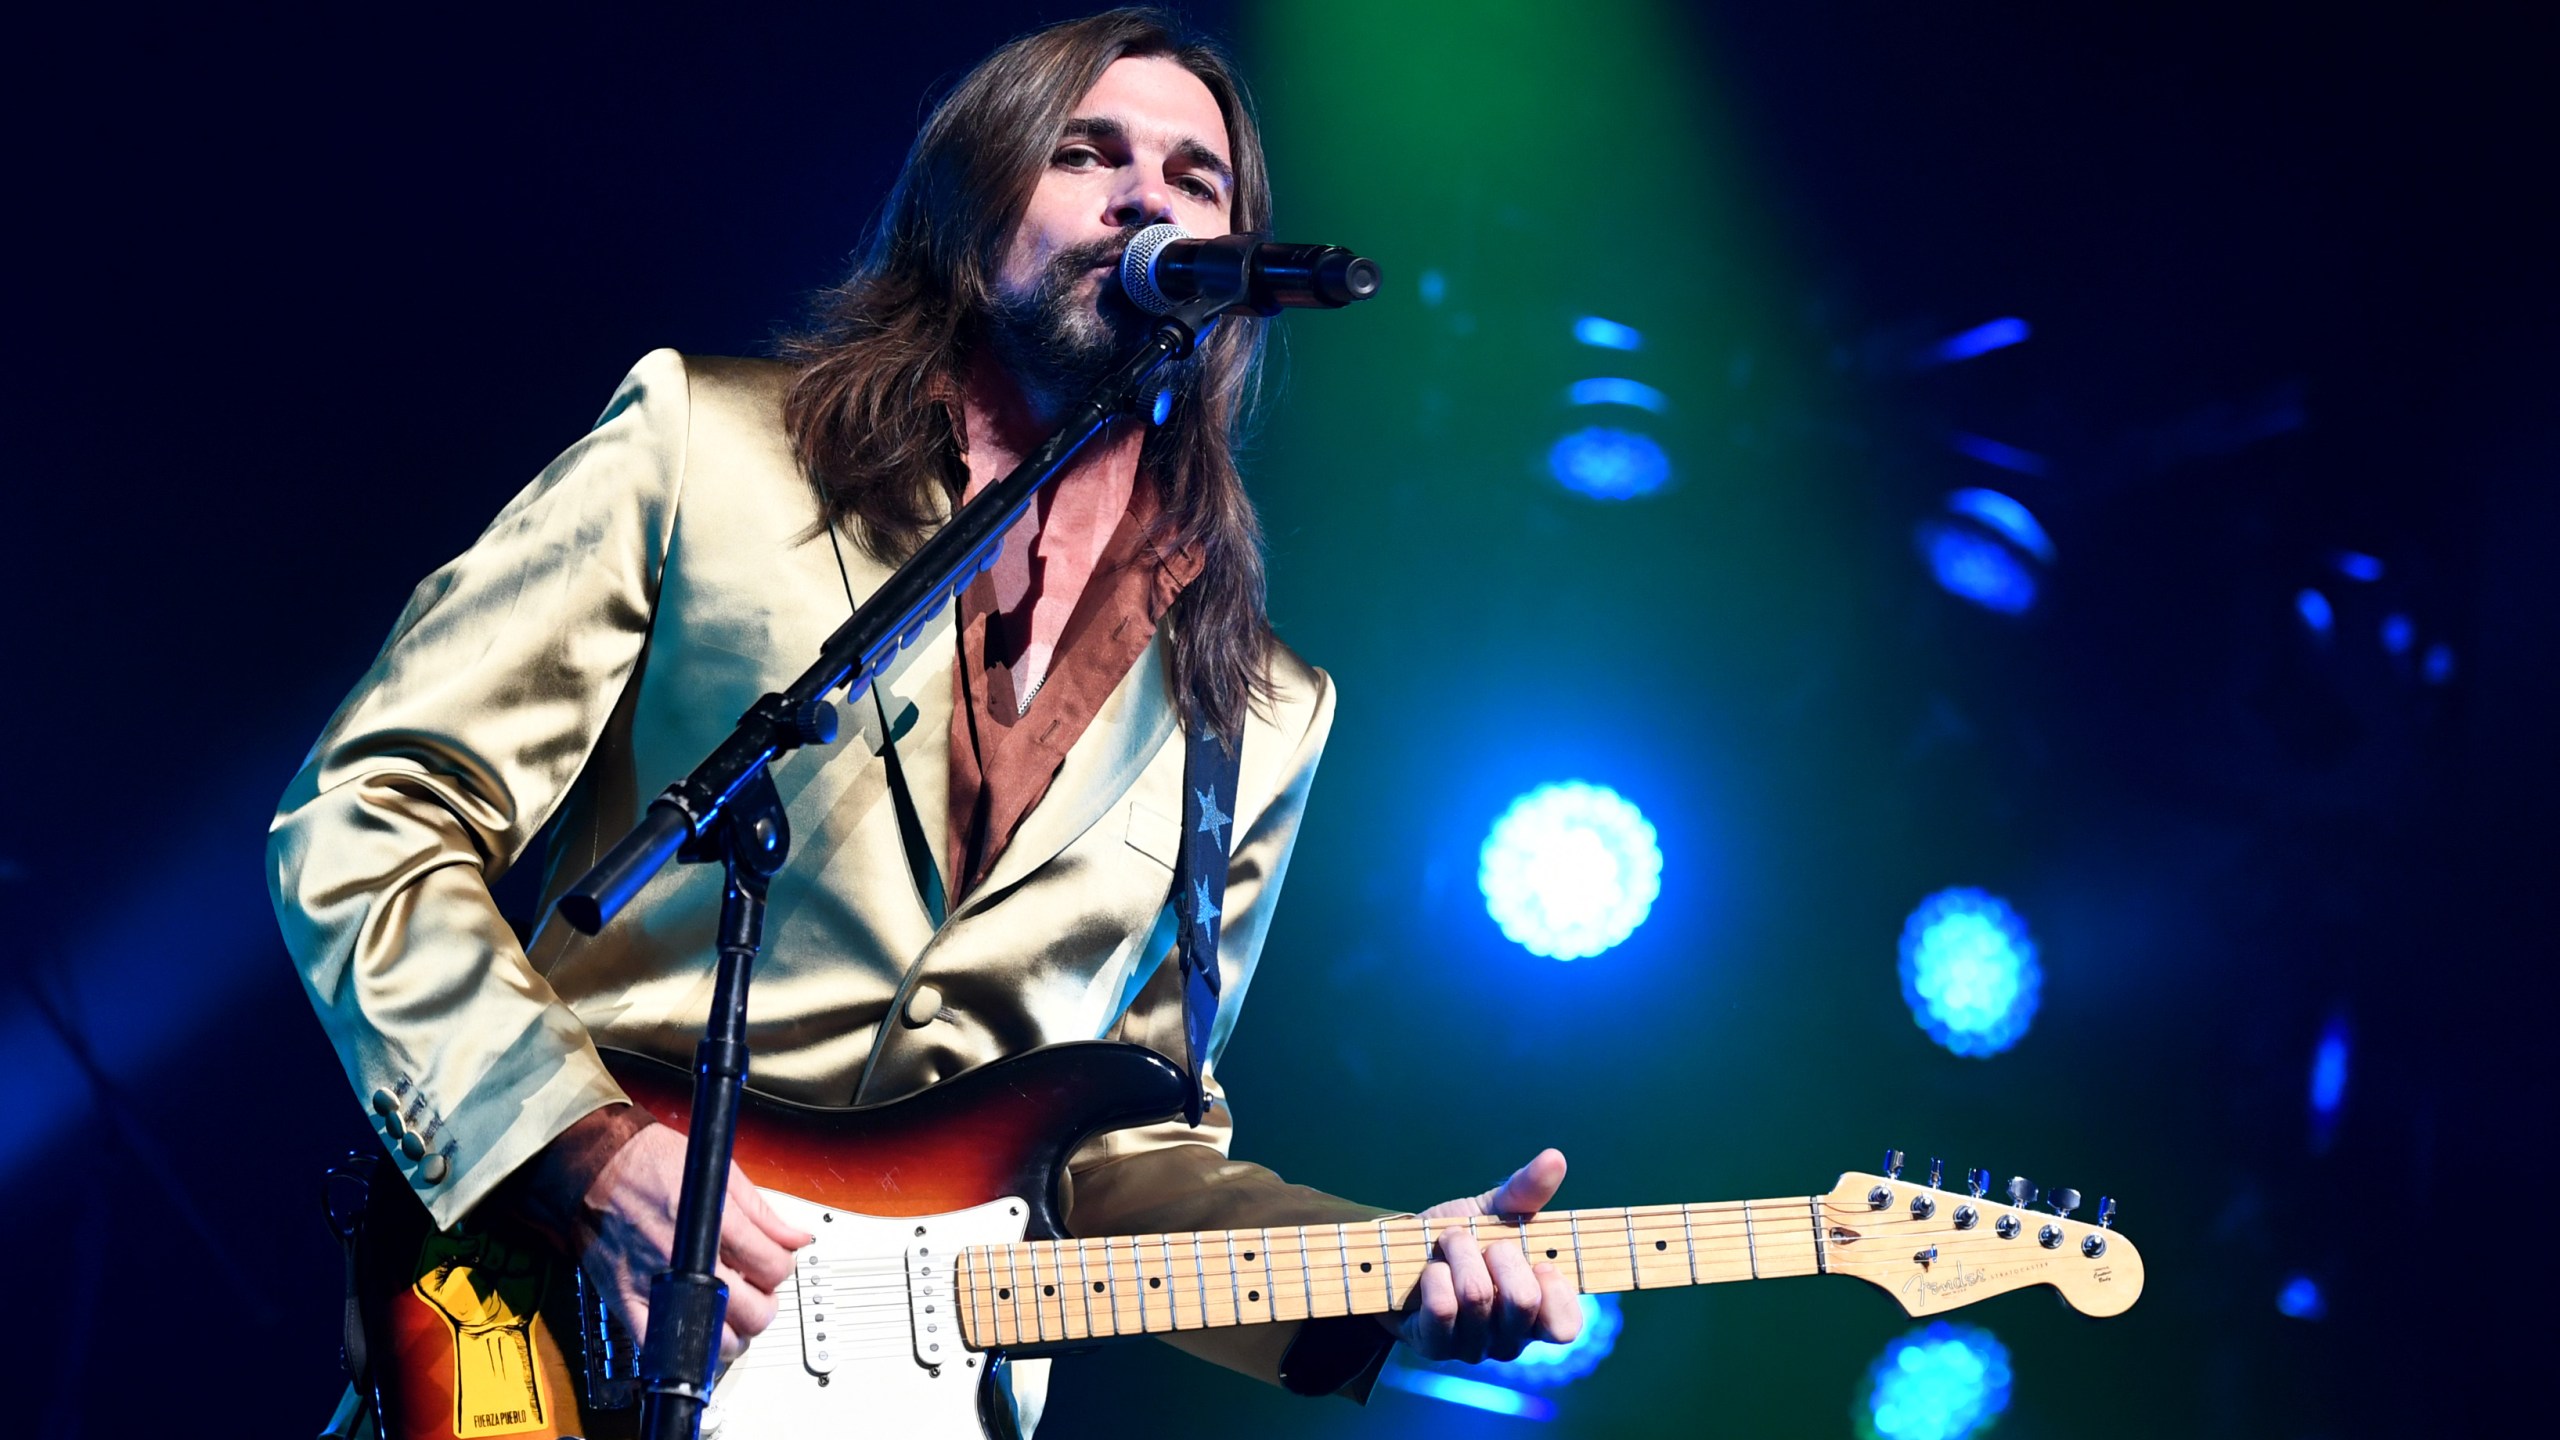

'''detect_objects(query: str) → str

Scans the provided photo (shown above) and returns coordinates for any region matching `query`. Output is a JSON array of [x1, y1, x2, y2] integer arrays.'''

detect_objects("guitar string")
[[772, 1196, 2074, 1272], [734, 1233, 2098, 1362], [762, 1235, 2104, 1349], [796, 1224, 2074, 1291], [932, 1207, 2086, 1280], [789, 1212, 2093, 1303], [738, 1205, 2114, 1349]]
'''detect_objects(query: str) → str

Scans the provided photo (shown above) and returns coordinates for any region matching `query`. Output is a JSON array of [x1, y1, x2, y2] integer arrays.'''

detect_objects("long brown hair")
[[782, 9, 1276, 739]]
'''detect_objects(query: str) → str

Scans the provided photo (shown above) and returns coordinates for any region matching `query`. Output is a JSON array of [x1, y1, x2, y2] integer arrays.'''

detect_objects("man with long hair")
[[271, 9, 1575, 1430]]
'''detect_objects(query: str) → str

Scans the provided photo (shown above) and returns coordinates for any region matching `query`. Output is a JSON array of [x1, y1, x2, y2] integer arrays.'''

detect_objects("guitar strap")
[[1170, 723, 1240, 1126]]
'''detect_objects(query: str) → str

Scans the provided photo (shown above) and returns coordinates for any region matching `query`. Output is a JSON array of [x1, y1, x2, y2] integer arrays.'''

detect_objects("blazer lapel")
[[955, 629, 1178, 919], [824, 520, 958, 917]]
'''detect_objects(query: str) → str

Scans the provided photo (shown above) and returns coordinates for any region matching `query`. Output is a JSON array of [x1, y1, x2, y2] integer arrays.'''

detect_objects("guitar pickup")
[[907, 1221, 954, 1369], [796, 1238, 836, 1376]]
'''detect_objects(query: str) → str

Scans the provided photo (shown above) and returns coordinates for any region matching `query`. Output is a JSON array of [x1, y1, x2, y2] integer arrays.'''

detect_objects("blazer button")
[[903, 985, 945, 1028], [420, 1153, 450, 1184], [371, 1088, 399, 1116], [401, 1133, 427, 1160]]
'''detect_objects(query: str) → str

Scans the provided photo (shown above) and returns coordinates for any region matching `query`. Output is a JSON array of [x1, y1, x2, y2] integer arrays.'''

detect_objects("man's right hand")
[[513, 1104, 815, 1362], [578, 1125, 815, 1362]]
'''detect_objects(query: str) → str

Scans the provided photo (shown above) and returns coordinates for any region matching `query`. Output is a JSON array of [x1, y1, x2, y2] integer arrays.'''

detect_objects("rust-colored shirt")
[[948, 478, 1202, 901]]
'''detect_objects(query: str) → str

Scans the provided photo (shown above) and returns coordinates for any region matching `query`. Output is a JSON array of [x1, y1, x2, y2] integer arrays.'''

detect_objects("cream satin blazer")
[[267, 350, 1379, 1392]]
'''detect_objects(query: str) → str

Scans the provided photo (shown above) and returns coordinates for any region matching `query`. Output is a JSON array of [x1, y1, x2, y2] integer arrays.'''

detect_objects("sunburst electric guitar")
[[341, 1042, 2143, 1439]]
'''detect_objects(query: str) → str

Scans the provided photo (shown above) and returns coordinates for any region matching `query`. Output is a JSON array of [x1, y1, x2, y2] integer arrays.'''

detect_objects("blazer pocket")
[[1125, 800, 1179, 871]]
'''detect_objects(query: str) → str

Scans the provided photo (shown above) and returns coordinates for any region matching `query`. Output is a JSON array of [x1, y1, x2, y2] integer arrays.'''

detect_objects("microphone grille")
[[1119, 223, 1188, 315]]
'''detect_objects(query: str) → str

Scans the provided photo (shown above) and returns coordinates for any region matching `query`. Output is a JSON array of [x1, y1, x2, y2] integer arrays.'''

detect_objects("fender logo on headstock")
[[1900, 1261, 1987, 1307]]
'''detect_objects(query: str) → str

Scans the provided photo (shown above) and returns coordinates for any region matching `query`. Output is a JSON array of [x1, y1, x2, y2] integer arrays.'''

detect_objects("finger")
[[720, 1206, 800, 1295], [720, 1260, 779, 1339], [1479, 1149, 1568, 1218], [730, 1165, 816, 1249], [1437, 1226, 1495, 1362], [1411, 1258, 1459, 1348], [1531, 1262, 1583, 1345], [1483, 1238, 1544, 1361]]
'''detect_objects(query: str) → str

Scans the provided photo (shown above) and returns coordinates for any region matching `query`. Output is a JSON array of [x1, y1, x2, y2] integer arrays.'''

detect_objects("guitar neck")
[[954, 1199, 1823, 1349]]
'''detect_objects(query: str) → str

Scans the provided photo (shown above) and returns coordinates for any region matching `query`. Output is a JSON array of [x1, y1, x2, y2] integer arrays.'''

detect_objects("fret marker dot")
[[1656, 1240, 1668, 1250], [1042, 1285, 1055, 1296], [1149, 1277, 1161, 1289], [1248, 1290, 1260, 1302], [998, 1289, 1010, 1300], [1244, 1251, 1256, 1261], [1360, 1262, 1372, 1272], [1093, 1282, 1107, 1293], [1547, 1248, 1559, 1259]]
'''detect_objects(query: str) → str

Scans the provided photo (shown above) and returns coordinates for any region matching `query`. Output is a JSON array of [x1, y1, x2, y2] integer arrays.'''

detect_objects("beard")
[[984, 227, 1194, 408]]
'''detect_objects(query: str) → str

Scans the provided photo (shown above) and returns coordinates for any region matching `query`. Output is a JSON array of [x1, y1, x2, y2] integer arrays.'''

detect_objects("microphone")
[[1119, 224, 1381, 316]]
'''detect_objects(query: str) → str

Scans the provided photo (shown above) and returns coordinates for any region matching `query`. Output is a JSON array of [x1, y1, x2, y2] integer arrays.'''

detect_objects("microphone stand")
[[554, 287, 1238, 1440]]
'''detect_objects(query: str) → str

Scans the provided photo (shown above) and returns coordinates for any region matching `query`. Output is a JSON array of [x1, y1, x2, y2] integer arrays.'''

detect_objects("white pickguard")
[[694, 1190, 1028, 1440]]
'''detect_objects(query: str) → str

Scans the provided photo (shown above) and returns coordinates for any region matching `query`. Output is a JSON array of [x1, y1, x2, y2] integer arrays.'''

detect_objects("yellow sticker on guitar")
[[414, 1230, 552, 1437]]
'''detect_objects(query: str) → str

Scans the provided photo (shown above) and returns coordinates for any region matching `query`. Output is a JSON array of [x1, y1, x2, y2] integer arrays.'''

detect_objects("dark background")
[[5, 3, 2552, 1436]]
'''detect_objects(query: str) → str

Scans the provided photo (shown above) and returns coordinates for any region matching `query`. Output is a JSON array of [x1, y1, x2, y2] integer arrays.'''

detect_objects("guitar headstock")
[[1819, 1155, 2143, 1318]]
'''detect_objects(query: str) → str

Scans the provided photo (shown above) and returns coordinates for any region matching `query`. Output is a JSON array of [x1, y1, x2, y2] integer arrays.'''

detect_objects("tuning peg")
[[2006, 1176, 2037, 1208], [1967, 1168, 1991, 1198], [1883, 1149, 1905, 1180], [2049, 1188, 2080, 1217], [2096, 1196, 2117, 1229], [1926, 1157, 1944, 1188]]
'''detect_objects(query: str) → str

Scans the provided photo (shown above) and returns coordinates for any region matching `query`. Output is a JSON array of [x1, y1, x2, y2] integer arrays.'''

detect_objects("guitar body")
[[349, 1041, 1191, 1440]]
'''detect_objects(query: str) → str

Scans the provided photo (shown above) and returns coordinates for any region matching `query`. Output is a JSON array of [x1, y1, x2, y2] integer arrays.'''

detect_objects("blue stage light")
[[1380, 1367, 1555, 1420], [2276, 1275, 2327, 1320], [1898, 888, 2042, 1058], [1861, 1321, 2014, 1440], [1471, 1294, 1624, 1391], [2423, 643, 2456, 685], [2333, 550, 2386, 582], [1481, 783, 1662, 960], [1574, 315, 1642, 351], [2380, 613, 2414, 656], [1566, 377, 1670, 413], [2310, 1018, 2349, 1119], [1946, 488, 2055, 563], [2296, 588, 2334, 637], [1948, 431, 2050, 477], [1931, 317, 2031, 365], [1548, 426, 1671, 500], [1919, 525, 2037, 615], [1418, 268, 1446, 306]]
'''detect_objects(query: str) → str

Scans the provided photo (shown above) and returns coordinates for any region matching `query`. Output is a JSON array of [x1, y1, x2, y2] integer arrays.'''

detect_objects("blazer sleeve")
[[1061, 666, 1402, 1399], [266, 349, 692, 1228]]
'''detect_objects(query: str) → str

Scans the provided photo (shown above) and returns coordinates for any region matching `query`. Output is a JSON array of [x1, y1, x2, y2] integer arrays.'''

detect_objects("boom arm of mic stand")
[[556, 310, 1209, 936]]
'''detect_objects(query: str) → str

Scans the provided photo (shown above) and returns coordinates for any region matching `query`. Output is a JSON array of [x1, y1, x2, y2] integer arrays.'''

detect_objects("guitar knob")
[[1927, 1157, 1944, 1189], [2006, 1176, 2037, 1208], [1883, 1149, 1905, 1180], [2049, 1188, 2081, 1217], [2096, 1196, 2118, 1230], [1967, 1168, 1991, 1199]]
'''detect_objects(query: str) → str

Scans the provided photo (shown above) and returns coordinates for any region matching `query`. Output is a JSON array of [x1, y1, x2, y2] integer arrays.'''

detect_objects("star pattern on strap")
[[1194, 786, 1232, 849], [1191, 876, 1222, 937]]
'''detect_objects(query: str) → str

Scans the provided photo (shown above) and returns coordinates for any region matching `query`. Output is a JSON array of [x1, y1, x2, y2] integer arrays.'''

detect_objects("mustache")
[[1043, 226, 1150, 282]]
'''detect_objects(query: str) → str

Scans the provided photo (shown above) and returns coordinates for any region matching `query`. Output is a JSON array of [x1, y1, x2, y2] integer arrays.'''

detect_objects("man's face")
[[986, 55, 1237, 397]]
